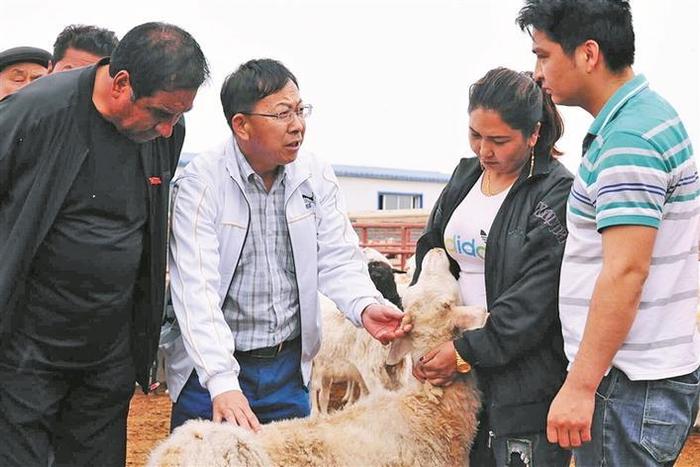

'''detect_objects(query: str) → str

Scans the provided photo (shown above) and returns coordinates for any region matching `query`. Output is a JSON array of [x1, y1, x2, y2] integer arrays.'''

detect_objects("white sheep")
[[148, 248, 486, 467], [362, 246, 412, 304], [361, 247, 392, 266], [310, 294, 409, 414], [395, 254, 416, 299]]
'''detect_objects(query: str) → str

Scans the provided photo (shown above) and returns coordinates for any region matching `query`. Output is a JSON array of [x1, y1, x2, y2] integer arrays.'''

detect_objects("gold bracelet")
[[455, 351, 472, 374]]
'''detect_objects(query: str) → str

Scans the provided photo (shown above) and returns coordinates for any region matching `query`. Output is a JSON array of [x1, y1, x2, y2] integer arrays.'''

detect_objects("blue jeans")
[[575, 366, 700, 467], [170, 339, 310, 431]]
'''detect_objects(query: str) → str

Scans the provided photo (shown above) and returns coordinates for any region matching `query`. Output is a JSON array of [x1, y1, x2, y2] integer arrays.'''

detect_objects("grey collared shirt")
[[222, 150, 301, 351]]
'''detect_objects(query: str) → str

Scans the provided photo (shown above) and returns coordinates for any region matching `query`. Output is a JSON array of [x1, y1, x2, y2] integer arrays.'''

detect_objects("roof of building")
[[177, 153, 450, 183], [332, 164, 450, 183]]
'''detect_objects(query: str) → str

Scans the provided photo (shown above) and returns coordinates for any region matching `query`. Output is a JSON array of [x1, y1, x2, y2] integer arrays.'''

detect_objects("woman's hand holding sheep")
[[212, 390, 262, 433], [361, 304, 412, 345], [413, 341, 460, 387]]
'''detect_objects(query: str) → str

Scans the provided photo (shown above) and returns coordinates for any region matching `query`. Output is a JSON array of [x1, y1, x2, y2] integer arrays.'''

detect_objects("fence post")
[[359, 226, 368, 246]]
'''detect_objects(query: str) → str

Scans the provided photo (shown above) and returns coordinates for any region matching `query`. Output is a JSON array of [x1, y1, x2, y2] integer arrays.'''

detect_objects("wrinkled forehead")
[[254, 80, 301, 110], [0, 61, 47, 77], [136, 88, 197, 114], [55, 48, 103, 70]]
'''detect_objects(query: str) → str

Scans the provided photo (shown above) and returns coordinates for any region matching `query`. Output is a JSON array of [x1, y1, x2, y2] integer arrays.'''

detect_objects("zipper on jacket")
[[482, 172, 533, 304], [284, 183, 309, 333], [488, 430, 495, 449], [229, 178, 252, 294]]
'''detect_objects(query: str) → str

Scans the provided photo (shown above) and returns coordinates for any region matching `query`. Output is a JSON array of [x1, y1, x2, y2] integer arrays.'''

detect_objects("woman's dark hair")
[[109, 22, 209, 99], [516, 0, 634, 73], [468, 67, 563, 157], [220, 58, 298, 128]]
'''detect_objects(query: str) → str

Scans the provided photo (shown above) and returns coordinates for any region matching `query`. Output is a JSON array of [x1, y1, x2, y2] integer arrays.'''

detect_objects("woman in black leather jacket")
[[412, 67, 574, 467]]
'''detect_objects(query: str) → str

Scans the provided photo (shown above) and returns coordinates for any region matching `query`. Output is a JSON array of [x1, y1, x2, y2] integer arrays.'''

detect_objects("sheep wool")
[[148, 248, 485, 467]]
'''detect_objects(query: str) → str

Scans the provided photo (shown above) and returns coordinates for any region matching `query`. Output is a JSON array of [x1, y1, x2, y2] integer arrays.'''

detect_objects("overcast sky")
[[4, 0, 699, 174]]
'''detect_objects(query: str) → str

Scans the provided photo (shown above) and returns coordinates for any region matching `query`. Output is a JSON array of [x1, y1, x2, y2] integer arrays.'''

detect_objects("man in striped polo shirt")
[[518, 1, 700, 466]]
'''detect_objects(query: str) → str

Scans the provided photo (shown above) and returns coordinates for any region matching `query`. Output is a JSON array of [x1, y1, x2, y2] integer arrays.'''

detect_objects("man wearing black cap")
[[0, 46, 52, 99], [0, 23, 209, 466]]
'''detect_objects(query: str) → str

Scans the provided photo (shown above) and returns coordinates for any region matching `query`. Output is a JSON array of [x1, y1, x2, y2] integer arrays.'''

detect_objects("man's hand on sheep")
[[212, 390, 262, 433], [412, 340, 459, 387], [361, 304, 412, 345]]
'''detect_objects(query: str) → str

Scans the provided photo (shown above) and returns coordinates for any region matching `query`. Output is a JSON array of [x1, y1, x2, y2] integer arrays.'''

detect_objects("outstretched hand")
[[361, 304, 412, 345]]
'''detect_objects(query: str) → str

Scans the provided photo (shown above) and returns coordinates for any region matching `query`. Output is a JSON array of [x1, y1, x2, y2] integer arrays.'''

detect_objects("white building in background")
[[177, 154, 450, 212], [332, 165, 449, 212]]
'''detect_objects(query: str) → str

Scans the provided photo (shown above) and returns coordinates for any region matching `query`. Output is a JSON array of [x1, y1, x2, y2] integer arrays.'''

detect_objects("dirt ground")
[[127, 391, 700, 467], [126, 391, 171, 466]]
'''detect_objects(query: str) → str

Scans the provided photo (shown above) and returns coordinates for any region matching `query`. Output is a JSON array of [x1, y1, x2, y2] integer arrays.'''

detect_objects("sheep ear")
[[386, 337, 412, 366], [451, 306, 488, 331]]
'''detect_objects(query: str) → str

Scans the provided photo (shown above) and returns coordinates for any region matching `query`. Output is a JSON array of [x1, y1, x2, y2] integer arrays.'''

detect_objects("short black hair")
[[220, 58, 298, 128], [469, 67, 564, 158], [516, 0, 635, 72], [110, 22, 209, 99], [53, 24, 119, 62]]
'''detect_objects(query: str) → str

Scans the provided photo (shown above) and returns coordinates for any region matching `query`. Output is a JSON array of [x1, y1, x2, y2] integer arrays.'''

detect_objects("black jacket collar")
[[75, 58, 109, 146]]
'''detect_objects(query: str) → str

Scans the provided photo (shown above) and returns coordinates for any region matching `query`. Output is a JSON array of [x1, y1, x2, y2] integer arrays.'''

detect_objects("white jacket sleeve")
[[169, 175, 241, 399], [314, 162, 385, 326]]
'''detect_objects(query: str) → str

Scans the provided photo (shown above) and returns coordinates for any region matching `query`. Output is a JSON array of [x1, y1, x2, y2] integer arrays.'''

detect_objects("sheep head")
[[368, 260, 403, 310], [386, 248, 487, 365], [362, 247, 392, 265], [401, 247, 460, 311]]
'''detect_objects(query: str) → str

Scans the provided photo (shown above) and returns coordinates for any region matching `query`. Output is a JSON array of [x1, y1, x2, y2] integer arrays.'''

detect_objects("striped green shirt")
[[559, 74, 700, 379]]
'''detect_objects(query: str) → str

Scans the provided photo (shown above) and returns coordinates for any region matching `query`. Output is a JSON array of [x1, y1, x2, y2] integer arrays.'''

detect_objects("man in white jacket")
[[164, 58, 408, 431]]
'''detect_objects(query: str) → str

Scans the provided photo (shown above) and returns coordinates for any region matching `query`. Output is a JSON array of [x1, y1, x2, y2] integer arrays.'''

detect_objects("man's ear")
[[111, 70, 132, 99], [578, 39, 601, 73], [231, 114, 250, 141]]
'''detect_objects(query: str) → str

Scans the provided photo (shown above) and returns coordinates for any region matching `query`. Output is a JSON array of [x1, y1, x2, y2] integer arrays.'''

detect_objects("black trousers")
[[0, 336, 135, 467]]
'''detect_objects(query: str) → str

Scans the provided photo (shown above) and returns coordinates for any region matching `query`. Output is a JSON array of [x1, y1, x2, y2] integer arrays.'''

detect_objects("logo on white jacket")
[[301, 193, 315, 209]]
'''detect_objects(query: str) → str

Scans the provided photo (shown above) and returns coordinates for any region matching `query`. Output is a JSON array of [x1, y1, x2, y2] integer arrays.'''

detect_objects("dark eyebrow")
[[150, 107, 175, 118], [8, 68, 27, 78], [150, 105, 192, 117], [469, 127, 511, 139]]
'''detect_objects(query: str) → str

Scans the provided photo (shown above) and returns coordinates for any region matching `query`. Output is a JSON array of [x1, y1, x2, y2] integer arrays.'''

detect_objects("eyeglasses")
[[240, 104, 313, 122]]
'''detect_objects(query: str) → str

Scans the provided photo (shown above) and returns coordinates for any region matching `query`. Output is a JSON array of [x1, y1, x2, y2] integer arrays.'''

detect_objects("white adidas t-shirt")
[[444, 172, 511, 308]]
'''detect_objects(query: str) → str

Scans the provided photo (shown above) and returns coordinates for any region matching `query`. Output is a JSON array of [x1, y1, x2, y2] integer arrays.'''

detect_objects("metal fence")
[[352, 222, 426, 270]]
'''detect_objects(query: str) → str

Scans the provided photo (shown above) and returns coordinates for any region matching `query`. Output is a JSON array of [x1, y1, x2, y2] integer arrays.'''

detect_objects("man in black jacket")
[[0, 22, 208, 467]]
